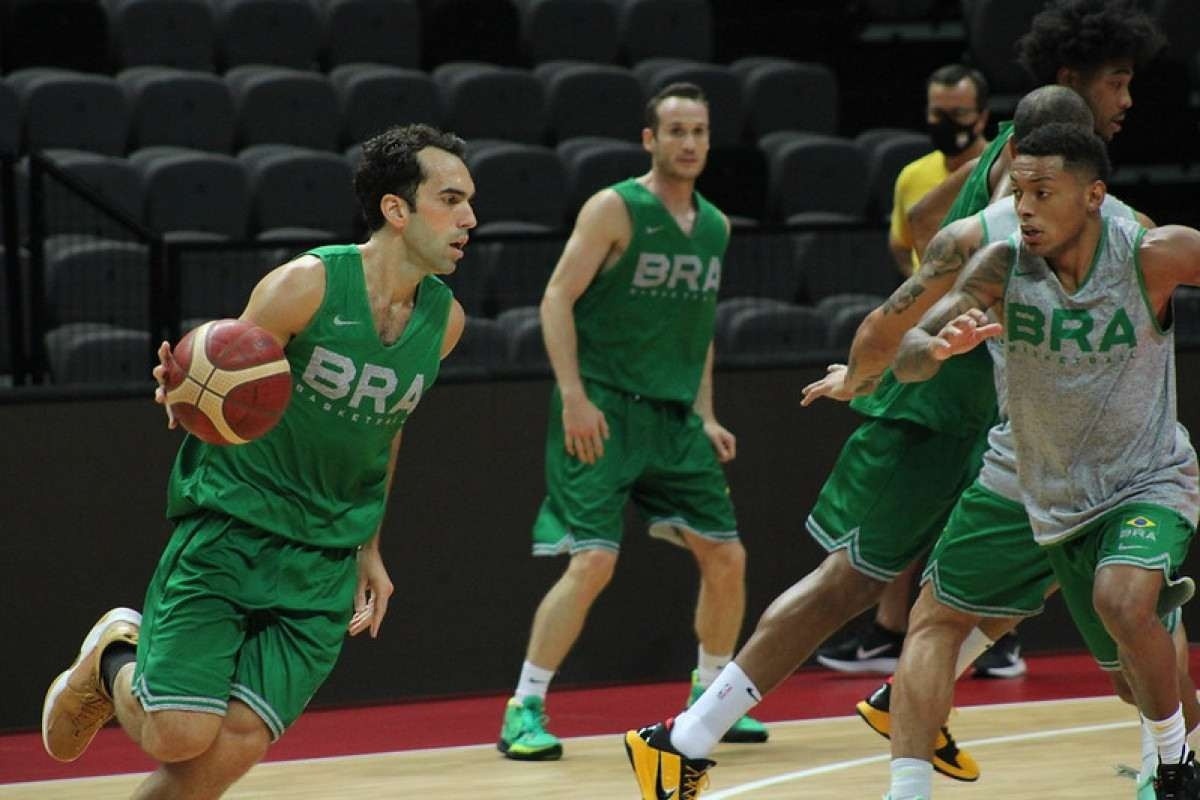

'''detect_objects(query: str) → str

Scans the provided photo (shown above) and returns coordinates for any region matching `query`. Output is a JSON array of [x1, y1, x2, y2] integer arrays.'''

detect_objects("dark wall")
[[6, 360, 1200, 731]]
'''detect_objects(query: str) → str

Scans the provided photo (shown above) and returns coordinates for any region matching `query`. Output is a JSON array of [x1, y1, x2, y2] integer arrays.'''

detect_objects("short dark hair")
[[353, 124, 467, 232], [1016, 0, 1166, 85], [927, 64, 989, 111], [1014, 122, 1112, 183], [1013, 85, 1094, 142], [644, 82, 708, 133]]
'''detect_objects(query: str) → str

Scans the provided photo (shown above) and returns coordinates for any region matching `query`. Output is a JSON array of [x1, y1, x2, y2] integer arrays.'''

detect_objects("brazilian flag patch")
[[1124, 516, 1157, 528]]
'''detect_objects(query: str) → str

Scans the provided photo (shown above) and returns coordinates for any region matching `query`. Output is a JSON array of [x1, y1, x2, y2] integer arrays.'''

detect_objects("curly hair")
[[353, 124, 467, 232], [1016, 0, 1167, 85]]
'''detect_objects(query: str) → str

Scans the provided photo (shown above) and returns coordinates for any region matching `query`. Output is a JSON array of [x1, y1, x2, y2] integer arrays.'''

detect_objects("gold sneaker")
[[42, 607, 141, 762], [856, 680, 980, 782], [624, 719, 715, 800]]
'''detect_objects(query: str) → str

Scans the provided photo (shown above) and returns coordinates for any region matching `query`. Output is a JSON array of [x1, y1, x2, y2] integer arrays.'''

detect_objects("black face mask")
[[928, 115, 979, 157]]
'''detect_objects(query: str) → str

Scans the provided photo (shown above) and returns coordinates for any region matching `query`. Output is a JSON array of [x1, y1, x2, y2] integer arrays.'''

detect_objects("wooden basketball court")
[[0, 696, 1143, 799]]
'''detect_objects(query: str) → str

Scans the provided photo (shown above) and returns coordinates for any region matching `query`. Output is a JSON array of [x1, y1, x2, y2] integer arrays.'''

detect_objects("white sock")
[[1140, 717, 1158, 783], [696, 646, 731, 689], [514, 660, 554, 701], [670, 661, 761, 759], [1145, 704, 1188, 765], [889, 757, 934, 800], [953, 628, 995, 679]]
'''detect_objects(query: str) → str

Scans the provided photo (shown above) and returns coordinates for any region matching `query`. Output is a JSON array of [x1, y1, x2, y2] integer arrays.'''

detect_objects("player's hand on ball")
[[152, 340, 178, 429]]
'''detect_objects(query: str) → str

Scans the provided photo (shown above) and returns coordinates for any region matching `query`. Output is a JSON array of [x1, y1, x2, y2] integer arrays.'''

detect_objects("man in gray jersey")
[[894, 123, 1200, 799], [805, 89, 1199, 800]]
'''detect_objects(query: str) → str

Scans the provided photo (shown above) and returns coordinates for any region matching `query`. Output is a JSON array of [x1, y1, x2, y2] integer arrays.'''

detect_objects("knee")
[[140, 711, 222, 763], [220, 704, 271, 769], [1092, 585, 1156, 639], [564, 550, 618, 597], [697, 540, 746, 583]]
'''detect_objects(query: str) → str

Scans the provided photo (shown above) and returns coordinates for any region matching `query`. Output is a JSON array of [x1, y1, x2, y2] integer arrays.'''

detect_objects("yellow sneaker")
[[42, 608, 141, 762], [625, 719, 715, 800], [855, 680, 980, 782]]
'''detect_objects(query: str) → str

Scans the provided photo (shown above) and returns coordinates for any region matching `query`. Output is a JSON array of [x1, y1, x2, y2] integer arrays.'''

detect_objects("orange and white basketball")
[[163, 319, 292, 445]]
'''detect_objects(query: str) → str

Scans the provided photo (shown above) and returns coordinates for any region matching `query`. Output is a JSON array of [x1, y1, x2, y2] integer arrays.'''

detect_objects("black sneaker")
[[816, 621, 904, 674], [1155, 751, 1200, 799], [972, 633, 1027, 679]]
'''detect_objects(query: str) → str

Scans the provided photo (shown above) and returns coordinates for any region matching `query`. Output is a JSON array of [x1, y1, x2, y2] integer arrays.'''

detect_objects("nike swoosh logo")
[[746, 686, 761, 702], [856, 644, 894, 660], [646, 225, 664, 235], [333, 315, 361, 326], [655, 751, 677, 800]]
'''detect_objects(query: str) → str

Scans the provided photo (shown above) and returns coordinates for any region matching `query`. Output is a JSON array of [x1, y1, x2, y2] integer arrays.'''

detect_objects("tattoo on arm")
[[845, 354, 883, 395], [880, 229, 975, 317]]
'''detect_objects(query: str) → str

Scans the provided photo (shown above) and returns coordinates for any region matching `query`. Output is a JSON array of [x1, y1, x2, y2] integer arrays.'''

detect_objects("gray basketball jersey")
[[1003, 214, 1199, 545], [976, 194, 1139, 504]]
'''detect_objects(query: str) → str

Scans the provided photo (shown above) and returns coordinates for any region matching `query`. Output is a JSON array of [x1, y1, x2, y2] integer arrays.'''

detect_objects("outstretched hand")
[[800, 363, 852, 406], [929, 309, 1002, 360]]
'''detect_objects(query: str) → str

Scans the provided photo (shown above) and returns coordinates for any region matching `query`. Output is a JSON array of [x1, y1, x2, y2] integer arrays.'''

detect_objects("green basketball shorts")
[[132, 511, 357, 739], [806, 417, 988, 580], [533, 381, 738, 555], [1043, 503, 1195, 670], [922, 481, 1054, 618]]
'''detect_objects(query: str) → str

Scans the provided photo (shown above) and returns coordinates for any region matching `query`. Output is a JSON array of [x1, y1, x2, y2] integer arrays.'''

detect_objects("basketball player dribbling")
[[40, 124, 473, 799]]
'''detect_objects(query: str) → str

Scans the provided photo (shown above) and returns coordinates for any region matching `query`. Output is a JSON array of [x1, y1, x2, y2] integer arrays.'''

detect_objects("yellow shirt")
[[889, 150, 948, 271]]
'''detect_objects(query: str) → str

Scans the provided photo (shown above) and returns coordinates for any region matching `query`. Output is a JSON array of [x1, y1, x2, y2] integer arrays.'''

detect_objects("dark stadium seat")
[[515, 0, 619, 64], [6, 69, 129, 156], [732, 58, 839, 138], [329, 65, 439, 149], [441, 316, 506, 377], [963, 0, 1042, 105], [131, 148, 249, 238], [556, 136, 647, 223], [478, 239, 562, 314], [763, 133, 871, 225], [238, 145, 356, 239], [432, 63, 548, 146], [105, 0, 216, 71], [323, 0, 421, 69], [0, 82, 21, 157], [718, 232, 803, 302], [118, 67, 235, 152], [794, 228, 900, 303], [211, 0, 321, 70], [502, 313, 549, 371], [718, 303, 828, 366], [856, 128, 931, 222], [225, 66, 339, 151], [534, 62, 643, 143], [18, 151, 143, 237], [614, 0, 712, 64], [44, 322, 151, 384], [697, 144, 767, 226], [465, 142, 567, 234], [824, 299, 882, 351], [42, 238, 150, 329]]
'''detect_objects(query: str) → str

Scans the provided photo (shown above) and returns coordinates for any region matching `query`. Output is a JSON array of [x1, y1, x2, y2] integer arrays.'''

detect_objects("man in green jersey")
[[41, 124, 474, 798], [498, 82, 766, 763]]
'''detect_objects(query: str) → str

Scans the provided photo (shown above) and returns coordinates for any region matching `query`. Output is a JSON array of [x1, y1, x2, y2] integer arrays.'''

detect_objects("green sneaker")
[[1136, 773, 1154, 800], [498, 695, 562, 761], [687, 670, 769, 743]]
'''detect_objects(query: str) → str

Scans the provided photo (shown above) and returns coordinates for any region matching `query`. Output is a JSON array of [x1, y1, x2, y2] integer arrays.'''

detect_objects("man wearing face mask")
[[887, 65, 990, 277]]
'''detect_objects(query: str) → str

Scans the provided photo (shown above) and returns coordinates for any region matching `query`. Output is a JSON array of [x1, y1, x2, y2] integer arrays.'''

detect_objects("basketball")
[[163, 319, 292, 445]]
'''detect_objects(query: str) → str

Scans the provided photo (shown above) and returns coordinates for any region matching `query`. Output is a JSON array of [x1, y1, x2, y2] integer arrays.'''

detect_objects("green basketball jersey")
[[166, 244, 453, 549], [574, 178, 728, 404], [848, 123, 1014, 436]]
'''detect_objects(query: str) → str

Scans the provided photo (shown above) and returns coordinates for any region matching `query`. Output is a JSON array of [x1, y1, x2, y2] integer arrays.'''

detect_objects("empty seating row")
[[18, 125, 928, 244], [2, 0, 723, 74], [0, 59, 840, 156]]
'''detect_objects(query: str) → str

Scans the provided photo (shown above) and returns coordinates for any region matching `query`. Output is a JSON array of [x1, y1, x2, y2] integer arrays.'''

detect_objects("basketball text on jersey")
[[630, 252, 721, 295], [296, 344, 425, 425]]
